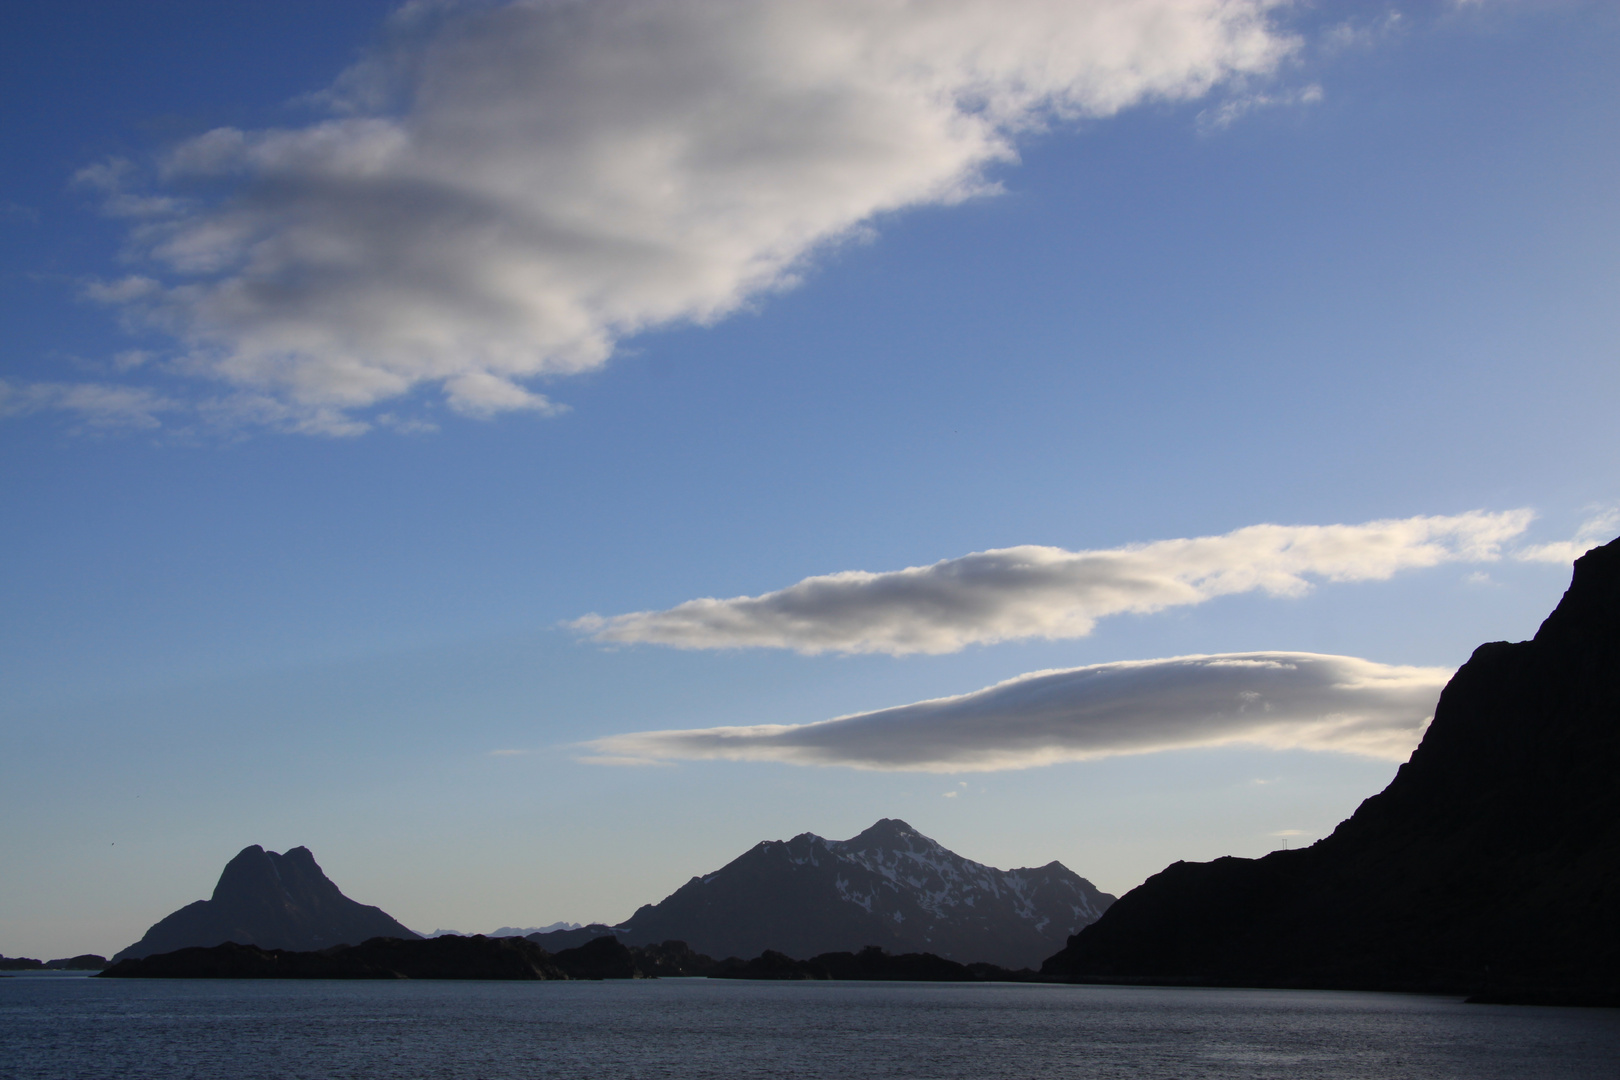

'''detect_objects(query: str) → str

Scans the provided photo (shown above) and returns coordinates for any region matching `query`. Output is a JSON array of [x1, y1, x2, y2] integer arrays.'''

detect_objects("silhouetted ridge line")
[[1042, 537, 1620, 1005]]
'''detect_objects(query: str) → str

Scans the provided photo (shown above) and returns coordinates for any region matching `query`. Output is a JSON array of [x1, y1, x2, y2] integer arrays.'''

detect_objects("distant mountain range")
[[1043, 536, 1620, 1003], [114, 824, 1107, 970], [589, 818, 1113, 970], [114, 845, 419, 961]]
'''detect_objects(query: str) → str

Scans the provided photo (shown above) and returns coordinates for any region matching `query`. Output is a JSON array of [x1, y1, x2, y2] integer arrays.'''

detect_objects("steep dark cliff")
[[616, 818, 1112, 969], [1043, 538, 1620, 999], [114, 846, 419, 961]]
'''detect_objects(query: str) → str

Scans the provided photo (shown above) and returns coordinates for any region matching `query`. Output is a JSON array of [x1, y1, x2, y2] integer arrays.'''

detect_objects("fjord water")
[[4, 977, 1618, 1079]]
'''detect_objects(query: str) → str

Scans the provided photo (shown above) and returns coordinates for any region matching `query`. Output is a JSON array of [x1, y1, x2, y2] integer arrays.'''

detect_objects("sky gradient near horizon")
[[3, 0, 1618, 960]]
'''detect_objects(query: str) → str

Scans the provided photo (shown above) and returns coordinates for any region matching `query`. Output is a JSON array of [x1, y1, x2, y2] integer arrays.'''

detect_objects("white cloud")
[[68, 0, 1294, 434], [0, 379, 180, 430], [1515, 508, 1619, 565], [575, 510, 1533, 655], [1198, 81, 1322, 130], [584, 651, 1450, 772]]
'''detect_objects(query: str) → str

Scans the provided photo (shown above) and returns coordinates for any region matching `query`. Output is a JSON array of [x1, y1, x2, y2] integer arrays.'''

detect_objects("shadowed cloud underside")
[[577, 511, 1533, 655], [586, 651, 1450, 773]]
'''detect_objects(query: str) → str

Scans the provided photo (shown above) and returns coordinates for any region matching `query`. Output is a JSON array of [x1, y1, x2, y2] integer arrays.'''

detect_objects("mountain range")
[[115, 823, 1107, 970], [1043, 535, 1620, 1002]]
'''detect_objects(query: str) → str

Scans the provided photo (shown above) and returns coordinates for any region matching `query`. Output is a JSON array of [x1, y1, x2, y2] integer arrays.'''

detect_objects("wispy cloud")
[[1198, 82, 1322, 130], [585, 651, 1450, 772], [1514, 509, 1619, 565], [60, 0, 1294, 435], [0, 379, 181, 430], [574, 511, 1533, 655]]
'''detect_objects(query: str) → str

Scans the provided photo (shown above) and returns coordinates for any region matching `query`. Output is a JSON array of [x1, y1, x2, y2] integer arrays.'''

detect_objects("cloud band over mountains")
[[586, 651, 1450, 772], [575, 510, 1534, 655], [51, 0, 1293, 434]]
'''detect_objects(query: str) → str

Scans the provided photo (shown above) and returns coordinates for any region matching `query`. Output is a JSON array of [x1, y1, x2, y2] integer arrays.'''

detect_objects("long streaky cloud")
[[1515, 509, 1619, 565], [56, 0, 1294, 435], [584, 652, 1450, 772], [574, 510, 1533, 655]]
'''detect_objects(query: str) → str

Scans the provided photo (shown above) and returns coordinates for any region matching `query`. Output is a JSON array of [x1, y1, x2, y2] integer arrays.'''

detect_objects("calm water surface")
[[3, 975, 1618, 1079]]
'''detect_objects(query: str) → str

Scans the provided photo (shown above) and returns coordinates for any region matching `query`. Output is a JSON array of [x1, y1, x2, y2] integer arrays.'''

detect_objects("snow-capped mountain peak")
[[618, 819, 1114, 968]]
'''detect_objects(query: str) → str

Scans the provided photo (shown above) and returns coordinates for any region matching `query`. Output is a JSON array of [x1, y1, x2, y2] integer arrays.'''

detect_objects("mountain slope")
[[115, 845, 420, 960], [1042, 537, 1620, 997], [617, 819, 1112, 968]]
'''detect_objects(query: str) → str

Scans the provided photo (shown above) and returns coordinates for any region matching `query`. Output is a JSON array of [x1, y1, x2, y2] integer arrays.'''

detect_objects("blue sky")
[[3, 0, 1618, 959]]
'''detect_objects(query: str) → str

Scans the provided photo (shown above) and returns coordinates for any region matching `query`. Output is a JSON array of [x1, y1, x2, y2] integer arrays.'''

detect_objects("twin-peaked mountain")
[[603, 818, 1113, 969], [114, 845, 419, 961]]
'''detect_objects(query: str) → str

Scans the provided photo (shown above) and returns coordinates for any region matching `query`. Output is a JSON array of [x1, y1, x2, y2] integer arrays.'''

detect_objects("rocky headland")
[[98, 933, 727, 981], [711, 944, 1033, 982], [0, 954, 108, 972], [1041, 537, 1620, 1005]]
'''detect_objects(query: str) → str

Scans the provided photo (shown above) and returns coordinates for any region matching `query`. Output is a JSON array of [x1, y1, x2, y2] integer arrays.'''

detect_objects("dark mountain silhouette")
[[101, 935, 566, 980], [99, 933, 713, 981], [46, 954, 108, 970], [611, 818, 1113, 969], [1042, 537, 1620, 1003], [524, 924, 624, 952], [712, 944, 1016, 982], [114, 846, 419, 961]]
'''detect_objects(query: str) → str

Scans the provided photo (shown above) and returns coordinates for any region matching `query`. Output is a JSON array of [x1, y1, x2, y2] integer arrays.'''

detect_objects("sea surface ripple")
[[3, 975, 1619, 1079]]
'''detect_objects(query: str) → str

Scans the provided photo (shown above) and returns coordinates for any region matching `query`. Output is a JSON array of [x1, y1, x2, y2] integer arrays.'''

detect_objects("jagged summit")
[[839, 817, 914, 841], [614, 819, 1111, 968], [830, 818, 939, 855], [114, 845, 419, 961]]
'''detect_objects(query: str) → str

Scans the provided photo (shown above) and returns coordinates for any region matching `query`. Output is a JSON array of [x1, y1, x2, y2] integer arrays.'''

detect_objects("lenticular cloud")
[[585, 652, 1451, 772], [70, 0, 1293, 434], [575, 510, 1533, 655]]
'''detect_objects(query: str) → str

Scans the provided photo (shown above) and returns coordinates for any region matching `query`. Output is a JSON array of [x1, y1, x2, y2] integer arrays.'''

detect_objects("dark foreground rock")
[[630, 940, 718, 977], [115, 846, 419, 960], [713, 944, 1035, 982], [98, 933, 719, 981], [550, 936, 646, 979], [525, 924, 624, 952], [101, 935, 569, 980], [713, 949, 827, 980], [1042, 538, 1620, 1003], [46, 955, 108, 971]]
